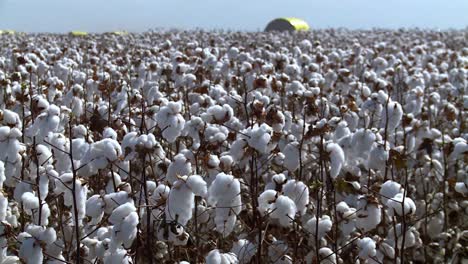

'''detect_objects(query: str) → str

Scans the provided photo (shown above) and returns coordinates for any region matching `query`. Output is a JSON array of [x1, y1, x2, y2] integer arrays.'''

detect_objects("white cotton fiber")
[[231, 239, 257, 264], [386, 193, 416, 216], [304, 215, 333, 239], [326, 142, 345, 178], [208, 173, 242, 236], [357, 237, 377, 259], [282, 180, 309, 215]]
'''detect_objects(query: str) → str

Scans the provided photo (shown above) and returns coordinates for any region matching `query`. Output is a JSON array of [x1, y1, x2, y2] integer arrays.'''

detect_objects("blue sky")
[[0, 0, 467, 32]]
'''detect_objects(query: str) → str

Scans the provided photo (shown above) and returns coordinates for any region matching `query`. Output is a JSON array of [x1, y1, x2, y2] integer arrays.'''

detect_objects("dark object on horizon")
[[265, 18, 310, 32]]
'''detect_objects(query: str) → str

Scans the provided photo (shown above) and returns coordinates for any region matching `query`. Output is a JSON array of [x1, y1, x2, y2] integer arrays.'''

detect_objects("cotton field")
[[0, 29, 467, 263]]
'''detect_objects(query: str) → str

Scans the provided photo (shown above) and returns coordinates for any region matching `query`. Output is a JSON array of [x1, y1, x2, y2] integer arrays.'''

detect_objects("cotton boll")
[[358, 237, 377, 259], [231, 239, 257, 264], [0, 256, 20, 264], [282, 142, 300, 172], [21, 192, 39, 211], [379, 180, 402, 204], [268, 239, 289, 263], [103, 191, 132, 214], [282, 180, 309, 215], [86, 195, 105, 225], [304, 215, 333, 240], [156, 101, 185, 143], [258, 190, 277, 215], [356, 197, 382, 232], [166, 153, 192, 185], [39, 227, 57, 245], [308, 247, 337, 264], [327, 143, 345, 178], [449, 140, 468, 161], [0, 192, 7, 222], [270, 195, 297, 227], [380, 101, 403, 132], [186, 175, 208, 197], [208, 173, 242, 236], [165, 179, 195, 226], [351, 129, 375, 159], [335, 201, 356, 237], [245, 124, 272, 154], [103, 127, 117, 140], [104, 248, 130, 264], [109, 203, 136, 225], [454, 182, 468, 196], [386, 193, 416, 216], [18, 236, 43, 264], [0, 160, 5, 189], [205, 249, 238, 264], [114, 211, 139, 248], [367, 143, 389, 172]]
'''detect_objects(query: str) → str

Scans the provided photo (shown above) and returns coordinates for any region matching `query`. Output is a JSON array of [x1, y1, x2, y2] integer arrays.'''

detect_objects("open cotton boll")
[[282, 142, 300, 172], [380, 101, 403, 132], [326, 143, 345, 178], [205, 249, 238, 264], [265, 173, 287, 191], [270, 195, 297, 227], [109, 203, 136, 225], [335, 201, 356, 237], [351, 129, 376, 158], [2, 109, 22, 129], [454, 182, 468, 196], [79, 138, 122, 176], [386, 224, 420, 249], [71, 138, 89, 160], [0, 160, 5, 189], [317, 247, 337, 264], [386, 193, 416, 216], [186, 175, 208, 197], [165, 179, 195, 226], [203, 104, 234, 124], [208, 173, 242, 236], [245, 124, 272, 154], [357, 237, 377, 259], [379, 180, 402, 204], [367, 143, 389, 172], [103, 127, 117, 140], [166, 153, 192, 185], [356, 197, 382, 232], [449, 140, 468, 161], [21, 192, 39, 211], [86, 195, 105, 224], [286, 80, 306, 96], [282, 180, 309, 215], [113, 211, 139, 248], [103, 191, 133, 214], [304, 215, 333, 240], [18, 236, 43, 264], [231, 239, 257, 264], [0, 192, 7, 222], [156, 101, 185, 143], [257, 190, 277, 215], [104, 248, 130, 264]]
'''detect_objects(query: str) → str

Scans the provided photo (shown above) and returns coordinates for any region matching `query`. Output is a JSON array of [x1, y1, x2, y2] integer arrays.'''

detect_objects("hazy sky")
[[0, 0, 467, 32]]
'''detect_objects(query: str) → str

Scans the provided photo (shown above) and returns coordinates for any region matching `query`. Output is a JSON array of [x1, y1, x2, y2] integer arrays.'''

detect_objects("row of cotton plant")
[[0, 28, 466, 263]]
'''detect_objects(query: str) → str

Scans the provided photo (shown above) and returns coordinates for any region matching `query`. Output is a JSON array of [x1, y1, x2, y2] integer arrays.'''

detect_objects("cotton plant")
[[0, 28, 466, 263]]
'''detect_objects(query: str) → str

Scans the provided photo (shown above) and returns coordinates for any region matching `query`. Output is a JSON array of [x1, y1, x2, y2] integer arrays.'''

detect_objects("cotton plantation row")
[[0, 29, 467, 263]]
